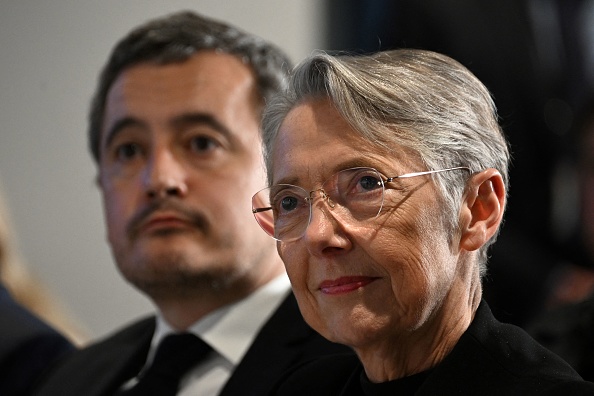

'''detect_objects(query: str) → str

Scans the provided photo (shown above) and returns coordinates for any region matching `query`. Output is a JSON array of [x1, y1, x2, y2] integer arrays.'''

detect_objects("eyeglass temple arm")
[[385, 166, 471, 182], [252, 207, 272, 214]]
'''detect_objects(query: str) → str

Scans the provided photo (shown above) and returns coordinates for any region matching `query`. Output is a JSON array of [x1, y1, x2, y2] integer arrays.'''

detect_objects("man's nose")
[[142, 148, 188, 199]]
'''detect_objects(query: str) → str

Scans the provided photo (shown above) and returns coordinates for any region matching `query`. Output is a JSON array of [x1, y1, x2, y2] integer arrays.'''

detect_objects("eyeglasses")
[[252, 166, 471, 242]]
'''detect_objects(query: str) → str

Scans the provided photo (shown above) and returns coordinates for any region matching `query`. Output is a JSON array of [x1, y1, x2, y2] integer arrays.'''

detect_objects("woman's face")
[[271, 98, 467, 350]]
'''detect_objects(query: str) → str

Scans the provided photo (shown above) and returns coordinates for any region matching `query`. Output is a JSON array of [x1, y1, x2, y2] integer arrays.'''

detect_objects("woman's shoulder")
[[437, 301, 594, 394], [270, 353, 361, 396]]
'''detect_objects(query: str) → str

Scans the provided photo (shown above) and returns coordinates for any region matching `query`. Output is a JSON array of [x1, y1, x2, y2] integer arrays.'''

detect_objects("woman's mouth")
[[318, 276, 379, 295]]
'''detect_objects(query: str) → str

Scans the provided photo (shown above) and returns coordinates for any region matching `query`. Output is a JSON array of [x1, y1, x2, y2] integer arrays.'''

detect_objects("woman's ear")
[[459, 168, 506, 252]]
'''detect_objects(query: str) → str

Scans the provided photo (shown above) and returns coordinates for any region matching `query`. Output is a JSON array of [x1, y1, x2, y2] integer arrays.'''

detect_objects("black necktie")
[[117, 333, 212, 396]]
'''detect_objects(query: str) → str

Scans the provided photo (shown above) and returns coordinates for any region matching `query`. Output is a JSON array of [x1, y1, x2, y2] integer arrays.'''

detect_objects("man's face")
[[98, 52, 282, 300]]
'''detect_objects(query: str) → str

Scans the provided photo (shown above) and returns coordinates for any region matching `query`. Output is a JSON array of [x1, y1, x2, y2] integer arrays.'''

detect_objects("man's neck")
[[154, 271, 287, 330]]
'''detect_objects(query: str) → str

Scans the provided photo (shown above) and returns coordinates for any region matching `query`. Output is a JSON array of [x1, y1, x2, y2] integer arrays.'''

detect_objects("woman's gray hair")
[[262, 49, 510, 275]]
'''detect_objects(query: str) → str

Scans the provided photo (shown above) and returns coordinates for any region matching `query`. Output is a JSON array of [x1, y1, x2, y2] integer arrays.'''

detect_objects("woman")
[[251, 49, 594, 394]]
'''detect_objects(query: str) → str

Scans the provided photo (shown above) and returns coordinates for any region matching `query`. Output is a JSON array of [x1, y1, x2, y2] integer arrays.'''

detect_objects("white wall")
[[0, 0, 326, 341]]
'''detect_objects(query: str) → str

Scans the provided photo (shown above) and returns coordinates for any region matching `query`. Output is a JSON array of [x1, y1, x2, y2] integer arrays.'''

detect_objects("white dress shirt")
[[141, 274, 291, 396]]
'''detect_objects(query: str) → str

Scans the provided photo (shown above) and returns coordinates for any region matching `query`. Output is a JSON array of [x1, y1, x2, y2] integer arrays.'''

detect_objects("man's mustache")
[[126, 199, 208, 239]]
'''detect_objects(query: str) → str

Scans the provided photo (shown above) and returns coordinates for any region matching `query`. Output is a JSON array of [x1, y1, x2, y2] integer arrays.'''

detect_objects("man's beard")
[[119, 250, 250, 301]]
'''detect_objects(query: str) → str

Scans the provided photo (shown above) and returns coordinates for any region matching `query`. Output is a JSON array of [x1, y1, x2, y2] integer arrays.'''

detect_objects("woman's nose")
[[302, 198, 351, 254]]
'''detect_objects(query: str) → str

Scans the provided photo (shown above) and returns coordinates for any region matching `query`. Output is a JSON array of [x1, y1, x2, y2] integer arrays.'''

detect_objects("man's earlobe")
[[459, 168, 506, 252]]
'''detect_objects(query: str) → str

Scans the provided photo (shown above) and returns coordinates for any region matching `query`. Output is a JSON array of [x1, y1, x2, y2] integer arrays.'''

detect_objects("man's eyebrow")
[[103, 117, 146, 149], [171, 113, 232, 139], [102, 112, 233, 150]]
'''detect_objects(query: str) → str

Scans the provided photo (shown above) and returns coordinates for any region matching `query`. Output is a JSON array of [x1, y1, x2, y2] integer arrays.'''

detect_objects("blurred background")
[[2, 0, 593, 343]]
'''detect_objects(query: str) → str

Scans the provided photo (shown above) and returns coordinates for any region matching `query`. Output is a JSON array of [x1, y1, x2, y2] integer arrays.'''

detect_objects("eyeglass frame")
[[252, 166, 471, 242]]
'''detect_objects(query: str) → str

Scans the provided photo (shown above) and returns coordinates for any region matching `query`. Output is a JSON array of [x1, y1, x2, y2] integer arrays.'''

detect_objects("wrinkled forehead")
[[269, 99, 422, 186]]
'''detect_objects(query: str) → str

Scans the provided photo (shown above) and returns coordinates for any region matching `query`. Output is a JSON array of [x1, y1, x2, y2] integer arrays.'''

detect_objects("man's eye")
[[189, 136, 218, 152], [115, 143, 142, 161]]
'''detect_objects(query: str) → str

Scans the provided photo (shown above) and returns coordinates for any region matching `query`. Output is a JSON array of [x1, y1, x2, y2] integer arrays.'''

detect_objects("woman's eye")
[[115, 143, 142, 161], [280, 196, 299, 212], [358, 175, 381, 191], [272, 192, 301, 215], [189, 136, 218, 152]]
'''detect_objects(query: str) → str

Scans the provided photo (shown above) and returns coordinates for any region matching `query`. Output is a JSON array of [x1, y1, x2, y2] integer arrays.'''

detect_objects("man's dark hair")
[[89, 10, 292, 163]]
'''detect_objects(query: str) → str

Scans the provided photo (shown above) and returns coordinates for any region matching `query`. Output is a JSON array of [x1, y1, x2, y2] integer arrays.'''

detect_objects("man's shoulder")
[[96, 316, 156, 344], [66, 315, 155, 359], [255, 292, 349, 355], [221, 293, 353, 396]]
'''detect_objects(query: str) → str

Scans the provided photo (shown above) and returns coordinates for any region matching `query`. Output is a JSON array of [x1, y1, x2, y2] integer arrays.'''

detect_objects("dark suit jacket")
[[270, 301, 594, 395], [31, 293, 349, 396], [0, 284, 75, 396]]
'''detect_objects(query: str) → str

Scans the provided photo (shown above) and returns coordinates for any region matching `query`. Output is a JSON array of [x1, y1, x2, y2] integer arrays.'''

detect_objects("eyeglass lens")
[[252, 167, 385, 241]]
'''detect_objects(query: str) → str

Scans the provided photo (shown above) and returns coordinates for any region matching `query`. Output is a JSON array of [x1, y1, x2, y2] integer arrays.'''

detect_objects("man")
[[32, 11, 347, 396]]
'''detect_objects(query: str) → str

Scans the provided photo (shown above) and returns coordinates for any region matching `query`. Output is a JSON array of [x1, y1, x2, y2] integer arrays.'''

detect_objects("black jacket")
[[31, 293, 349, 396], [271, 301, 594, 395]]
